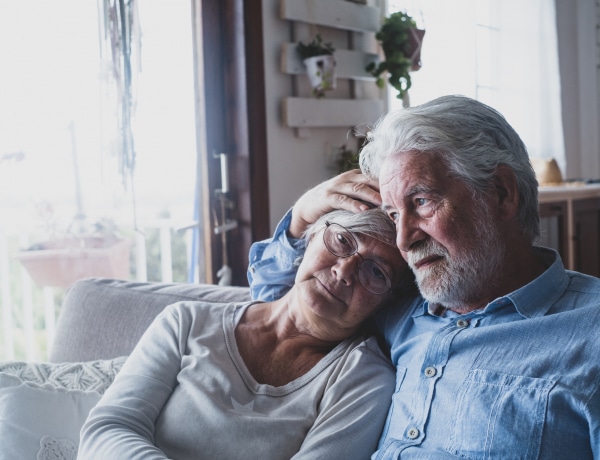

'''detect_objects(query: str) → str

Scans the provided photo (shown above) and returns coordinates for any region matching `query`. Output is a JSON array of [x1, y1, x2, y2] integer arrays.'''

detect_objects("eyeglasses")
[[323, 222, 393, 295]]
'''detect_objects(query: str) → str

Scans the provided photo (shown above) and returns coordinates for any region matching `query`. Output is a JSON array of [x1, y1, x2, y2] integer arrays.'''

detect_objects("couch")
[[0, 277, 251, 460]]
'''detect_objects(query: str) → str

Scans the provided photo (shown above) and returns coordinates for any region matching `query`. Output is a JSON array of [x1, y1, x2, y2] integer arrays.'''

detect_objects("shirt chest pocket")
[[446, 369, 555, 460]]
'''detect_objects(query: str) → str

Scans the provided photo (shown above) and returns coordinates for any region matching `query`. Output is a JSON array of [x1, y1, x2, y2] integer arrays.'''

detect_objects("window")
[[0, 0, 198, 360], [388, 0, 565, 172]]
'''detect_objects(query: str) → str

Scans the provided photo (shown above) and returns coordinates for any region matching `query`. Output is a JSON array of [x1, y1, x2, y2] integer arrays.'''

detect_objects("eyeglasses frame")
[[322, 221, 393, 295]]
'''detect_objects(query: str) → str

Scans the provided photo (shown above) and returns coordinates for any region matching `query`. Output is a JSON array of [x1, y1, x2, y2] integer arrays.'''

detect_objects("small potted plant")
[[366, 11, 425, 100], [296, 35, 336, 98], [334, 144, 360, 174]]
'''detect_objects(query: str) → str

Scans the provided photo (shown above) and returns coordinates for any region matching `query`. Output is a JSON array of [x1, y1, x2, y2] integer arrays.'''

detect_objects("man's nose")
[[396, 211, 425, 253]]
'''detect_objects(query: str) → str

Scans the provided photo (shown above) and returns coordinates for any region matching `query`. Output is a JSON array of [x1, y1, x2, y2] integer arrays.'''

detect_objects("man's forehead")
[[379, 166, 428, 197], [380, 153, 446, 191]]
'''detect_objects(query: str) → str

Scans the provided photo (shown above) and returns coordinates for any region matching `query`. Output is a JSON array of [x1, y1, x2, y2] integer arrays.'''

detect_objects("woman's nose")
[[331, 255, 360, 285]]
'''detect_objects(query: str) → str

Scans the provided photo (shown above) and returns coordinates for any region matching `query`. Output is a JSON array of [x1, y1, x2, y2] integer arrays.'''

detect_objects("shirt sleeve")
[[78, 305, 185, 460], [588, 385, 600, 458], [291, 337, 395, 460], [247, 208, 307, 301]]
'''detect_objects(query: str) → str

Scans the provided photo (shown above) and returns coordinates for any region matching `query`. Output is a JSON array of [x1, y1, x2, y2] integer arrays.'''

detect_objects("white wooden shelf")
[[281, 42, 379, 80], [283, 97, 383, 128], [280, 0, 384, 131], [281, 0, 381, 32]]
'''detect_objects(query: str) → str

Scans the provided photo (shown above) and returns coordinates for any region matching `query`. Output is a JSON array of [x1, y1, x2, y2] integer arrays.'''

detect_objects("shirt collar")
[[502, 247, 568, 318], [413, 247, 568, 319]]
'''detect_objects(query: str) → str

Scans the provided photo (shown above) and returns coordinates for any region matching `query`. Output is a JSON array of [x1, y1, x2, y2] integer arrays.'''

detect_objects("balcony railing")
[[0, 219, 197, 362]]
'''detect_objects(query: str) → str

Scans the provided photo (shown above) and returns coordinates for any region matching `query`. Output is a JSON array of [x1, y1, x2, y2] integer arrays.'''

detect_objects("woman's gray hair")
[[359, 95, 540, 242], [303, 208, 397, 247], [298, 208, 414, 296]]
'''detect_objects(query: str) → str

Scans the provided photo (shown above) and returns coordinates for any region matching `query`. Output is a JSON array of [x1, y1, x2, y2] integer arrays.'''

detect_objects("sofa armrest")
[[49, 278, 251, 363]]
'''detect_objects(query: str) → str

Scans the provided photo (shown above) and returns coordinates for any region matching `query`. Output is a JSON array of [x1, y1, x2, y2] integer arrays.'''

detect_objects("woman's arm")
[[78, 305, 186, 459]]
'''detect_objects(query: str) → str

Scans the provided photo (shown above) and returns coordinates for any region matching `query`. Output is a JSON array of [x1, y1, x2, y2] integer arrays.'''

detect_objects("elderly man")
[[247, 95, 600, 459]]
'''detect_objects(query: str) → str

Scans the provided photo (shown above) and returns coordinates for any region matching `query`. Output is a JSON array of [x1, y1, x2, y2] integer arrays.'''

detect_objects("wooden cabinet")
[[538, 185, 600, 276], [572, 197, 600, 277], [538, 200, 568, 262]]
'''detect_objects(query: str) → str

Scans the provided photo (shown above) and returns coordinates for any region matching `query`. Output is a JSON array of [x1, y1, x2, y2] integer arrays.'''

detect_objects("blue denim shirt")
[[248, 210, 304, 301], [248, 210, 600, 459]]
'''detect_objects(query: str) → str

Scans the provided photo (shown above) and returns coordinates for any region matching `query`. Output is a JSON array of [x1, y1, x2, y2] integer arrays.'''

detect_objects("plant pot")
[[15, 237, 131, 288], [303, 55, 337, 98], [408, 27, 425, 71]]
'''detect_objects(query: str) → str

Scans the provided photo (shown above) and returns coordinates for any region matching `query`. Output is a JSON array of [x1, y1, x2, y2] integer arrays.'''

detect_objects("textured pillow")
[[0, 357, 126, 460]]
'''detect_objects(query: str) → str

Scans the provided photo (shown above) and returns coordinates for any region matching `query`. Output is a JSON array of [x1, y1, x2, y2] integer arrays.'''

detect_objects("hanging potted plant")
[[366, 11, 425, 100], [296, 35, 336, 98]]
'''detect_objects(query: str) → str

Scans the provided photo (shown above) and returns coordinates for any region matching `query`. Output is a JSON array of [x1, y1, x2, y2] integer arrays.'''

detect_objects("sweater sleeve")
[[78, 304, 187, 460]]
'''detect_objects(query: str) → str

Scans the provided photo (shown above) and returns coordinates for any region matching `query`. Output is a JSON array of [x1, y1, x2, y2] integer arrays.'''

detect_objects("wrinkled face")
[[294, 227, 406, 340], [379, 151, 504, 309]]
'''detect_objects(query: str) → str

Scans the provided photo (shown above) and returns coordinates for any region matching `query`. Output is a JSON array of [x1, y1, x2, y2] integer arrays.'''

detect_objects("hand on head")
[[288, 170, 382, 238]]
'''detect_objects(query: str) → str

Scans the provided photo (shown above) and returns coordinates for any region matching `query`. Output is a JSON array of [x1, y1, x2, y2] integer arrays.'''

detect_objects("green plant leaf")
[[296, 35, 335, 60]]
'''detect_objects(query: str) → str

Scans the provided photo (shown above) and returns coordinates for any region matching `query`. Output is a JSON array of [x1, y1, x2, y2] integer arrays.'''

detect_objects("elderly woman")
[[78, 208, 407, 460]]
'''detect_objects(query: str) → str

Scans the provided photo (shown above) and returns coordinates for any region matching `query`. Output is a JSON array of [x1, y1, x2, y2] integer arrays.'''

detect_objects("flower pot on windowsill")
[[303, 54, 337, 98], [15, 236, 131, 288]]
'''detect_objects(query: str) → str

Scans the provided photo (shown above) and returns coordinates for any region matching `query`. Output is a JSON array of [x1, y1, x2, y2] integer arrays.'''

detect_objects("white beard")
[[408, 214, 504, 310]]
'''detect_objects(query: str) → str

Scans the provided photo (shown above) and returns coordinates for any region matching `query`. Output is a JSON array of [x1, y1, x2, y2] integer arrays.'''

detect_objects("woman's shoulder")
[[339, 334, 395, 376], [161, 300, 257, 328], [321, 335, 395, 397]]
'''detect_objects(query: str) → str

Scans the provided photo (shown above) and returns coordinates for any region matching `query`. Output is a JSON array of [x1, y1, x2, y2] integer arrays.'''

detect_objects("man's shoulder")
[[375, 292, 424, 333], [546, 270, 600, 319], [565, 269, 600, 294]]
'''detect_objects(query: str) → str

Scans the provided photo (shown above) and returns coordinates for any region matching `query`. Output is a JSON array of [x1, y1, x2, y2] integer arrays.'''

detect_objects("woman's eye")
[[335, 233, 353, 250], [370, 265, 386, 281]]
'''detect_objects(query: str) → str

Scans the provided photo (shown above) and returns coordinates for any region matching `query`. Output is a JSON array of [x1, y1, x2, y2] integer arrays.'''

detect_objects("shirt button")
[[407, 427, 420, 439], [424, 366, 437, 378], [457, 319, 469, 328]]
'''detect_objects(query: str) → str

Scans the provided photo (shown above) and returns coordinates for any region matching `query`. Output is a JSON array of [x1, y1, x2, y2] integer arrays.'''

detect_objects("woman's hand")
[[288, 170, 381, 238]]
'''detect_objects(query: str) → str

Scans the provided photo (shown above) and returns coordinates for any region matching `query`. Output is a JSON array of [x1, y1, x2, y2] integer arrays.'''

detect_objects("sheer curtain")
[[389, 0, 565, 173]]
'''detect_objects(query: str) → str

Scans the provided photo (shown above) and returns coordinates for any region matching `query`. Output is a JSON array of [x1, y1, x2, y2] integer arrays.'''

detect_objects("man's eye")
[[415, 197, 428, 207], [388, 212, 399, 222]]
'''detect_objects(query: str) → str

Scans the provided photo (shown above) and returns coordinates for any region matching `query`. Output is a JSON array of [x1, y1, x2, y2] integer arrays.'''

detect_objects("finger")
[[330, 193, 375, 212], [333, 172, 381, 207]]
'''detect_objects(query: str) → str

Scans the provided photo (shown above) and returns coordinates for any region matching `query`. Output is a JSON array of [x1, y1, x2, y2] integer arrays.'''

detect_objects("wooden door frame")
[[192, 0, 269, 286]]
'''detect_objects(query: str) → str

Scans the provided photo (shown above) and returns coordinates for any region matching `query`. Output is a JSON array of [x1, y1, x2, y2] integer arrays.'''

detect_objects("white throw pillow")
[[0, 357, 126, 460]]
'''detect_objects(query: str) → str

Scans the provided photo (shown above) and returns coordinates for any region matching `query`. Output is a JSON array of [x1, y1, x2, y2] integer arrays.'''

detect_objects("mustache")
[[407, 241, 448, 267]]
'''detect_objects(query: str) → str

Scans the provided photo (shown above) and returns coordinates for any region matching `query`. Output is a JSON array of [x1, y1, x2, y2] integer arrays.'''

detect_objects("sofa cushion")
[[49, 278, 251, 362], [0, 357, 125, 460]]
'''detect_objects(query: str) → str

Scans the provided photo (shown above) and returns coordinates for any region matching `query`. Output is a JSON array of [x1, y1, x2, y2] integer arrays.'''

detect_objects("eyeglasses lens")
[[323, 223, 392, 295]]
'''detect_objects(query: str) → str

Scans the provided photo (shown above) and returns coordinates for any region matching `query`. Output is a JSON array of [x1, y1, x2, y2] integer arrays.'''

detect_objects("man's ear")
[[493, 164, 520, 221]]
